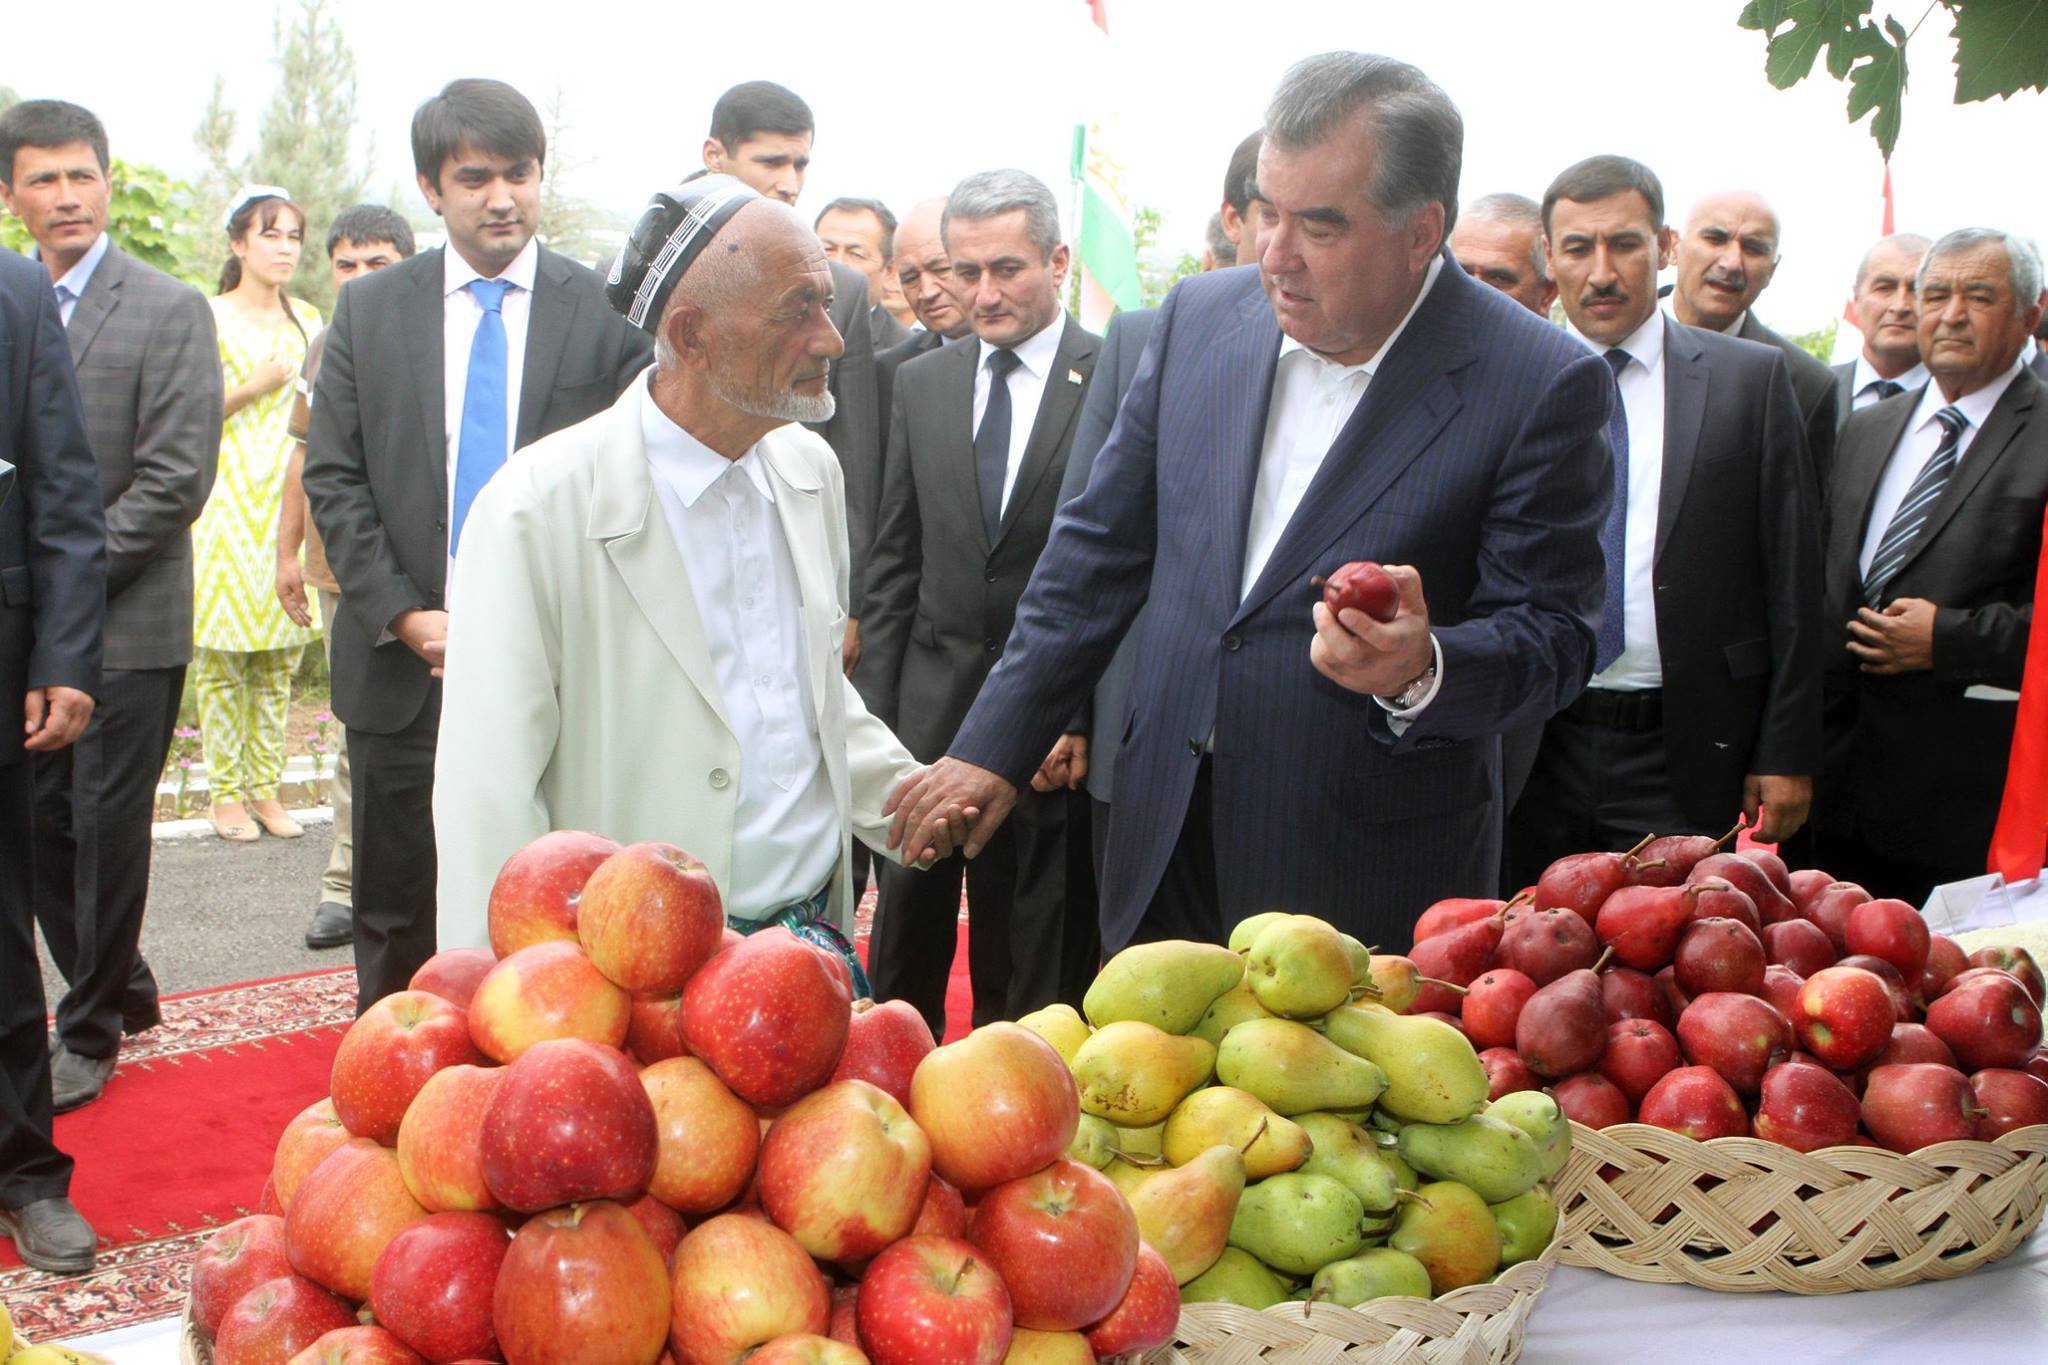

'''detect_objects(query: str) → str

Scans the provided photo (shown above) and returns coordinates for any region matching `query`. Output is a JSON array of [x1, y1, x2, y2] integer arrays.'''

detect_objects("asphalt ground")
[[35, 822, 349, 1014]]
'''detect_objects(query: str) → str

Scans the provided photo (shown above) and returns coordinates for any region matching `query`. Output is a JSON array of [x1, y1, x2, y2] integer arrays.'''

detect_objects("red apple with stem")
[[486, 829, 619, 957], [1925, 971, 2044, 1070], [285, 1137, 429, 1301], [856, 1235, 1014, 1365], [1677, 993, 1792, 1095], [494, 1201, 670, 1365], [640, 1055, 759, 1214], [1314, 560, 1400, 622], [910, 1023, 1079, 1191], [1600, 1017, 1682, 1107], [969, 1158, 1139, 1330], [1970, 1069, 2048, 1140], [213, 1275, 356, 1365], [407, 947, 496, 1010], [1460, 968, 1536, 1048], [669, 1214, 831, 1365], [481, 1039, 657, 1212], [191, 1214, 292, 1339], [758, 1078, 934, 1261], [681, 926, 853, 1107], [576, 841, 725, 994], [467, 939, 630, 1063], [1753, 1061, 1860, 1151], [370, 1211, 509, 1364], [1793, 966, 1897, 1070], [1861, 1063, 1986, 1152], [331, 991, 485, 1146]]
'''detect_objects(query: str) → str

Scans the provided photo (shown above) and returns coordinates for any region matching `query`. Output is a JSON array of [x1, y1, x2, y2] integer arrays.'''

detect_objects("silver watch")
[[1381, 661, 1437, 710]]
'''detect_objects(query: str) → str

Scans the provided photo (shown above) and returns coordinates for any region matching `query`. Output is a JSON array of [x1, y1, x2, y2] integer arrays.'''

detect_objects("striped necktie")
[[1862, 404, 1967, 607]]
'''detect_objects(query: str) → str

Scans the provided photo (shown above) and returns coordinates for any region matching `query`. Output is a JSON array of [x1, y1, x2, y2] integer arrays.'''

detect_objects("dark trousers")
[[31, 666, 179, 1060], [871, 784, 1095, 1039], [1, 759, 71, 1209], [1505, 699, 1695, 893], [349, 684, 441, 1014], [1131, 756, 1226, 948]]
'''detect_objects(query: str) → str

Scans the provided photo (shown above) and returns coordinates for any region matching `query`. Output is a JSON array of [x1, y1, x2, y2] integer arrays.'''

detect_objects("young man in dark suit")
[[305, 79, 651, 1011], [1505, 156, 1823, 888], [0, 245, 107, 1271], [860, 169, 1100, 1035], [0, 100, 223, 1112], [1817, 229, 2047, 905]]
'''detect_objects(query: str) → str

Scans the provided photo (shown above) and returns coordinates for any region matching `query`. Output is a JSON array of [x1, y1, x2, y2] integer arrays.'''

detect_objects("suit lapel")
[[994, 317, 1098, 549], [1212, 289, 1283, 612], [403, 251, 449, 506], [1233, 260, 1472, 623], [587, 390, 732, 734], [1655, 317, 1709, 568], [1889, 376, 2036, 584], [64, 245, 122, 364], [759, 434, 835, 725], [1839, 395, 1919, 557], [517, 248, 575, 447], [945, 338, 991, 555]]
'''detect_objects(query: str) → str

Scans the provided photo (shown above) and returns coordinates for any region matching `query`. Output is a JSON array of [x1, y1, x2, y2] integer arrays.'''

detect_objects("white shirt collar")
[[982, 306, 1067, 377], [1278, 254, 1446, 375], [38, 231, 110, 301], [1718, 311, 1746, 337], [443, 236, 539, 297], [1911, 354, 2024, 435], [639, 372, 776, 508], [1573, 306, 1667, 373], [1851, 352, 1929, 397]]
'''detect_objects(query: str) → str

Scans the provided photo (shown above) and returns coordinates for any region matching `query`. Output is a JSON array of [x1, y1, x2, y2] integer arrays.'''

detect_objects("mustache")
[[1702, 269, 1746, 289], [1581, 282, 1627, 302]]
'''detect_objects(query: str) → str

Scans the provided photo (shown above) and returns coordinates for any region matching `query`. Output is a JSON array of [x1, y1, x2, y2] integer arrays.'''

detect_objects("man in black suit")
[[875, 198, 972, 449], [1817, 229, 2046, 905], [0, 101, 223, 1113], [698, 81, 881, 678], [306, 80, 652, 1010], [1505, 157, 1822, 887], [0, 246, 106, 1271], [1667, 189, 1838, 488], [861, 170, 1100, 1034], [888, 56, 1615, 951], [816, 196, 912, 351], [1831, 233, 1932, 426]]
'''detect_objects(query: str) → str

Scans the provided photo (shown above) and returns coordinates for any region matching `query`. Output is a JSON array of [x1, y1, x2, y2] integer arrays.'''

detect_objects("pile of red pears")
[[186, 831, 1167, 1365], [1394, 830, 2048, 1155]]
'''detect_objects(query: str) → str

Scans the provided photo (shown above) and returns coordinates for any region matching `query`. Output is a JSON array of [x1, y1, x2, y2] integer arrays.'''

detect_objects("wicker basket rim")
[[1568, 1119, 2048, 1159], [1177, 1222, 1562, 1321]]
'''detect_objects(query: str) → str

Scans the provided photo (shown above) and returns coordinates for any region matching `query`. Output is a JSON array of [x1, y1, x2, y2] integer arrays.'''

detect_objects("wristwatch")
[[1380, 659, 1437, 711]]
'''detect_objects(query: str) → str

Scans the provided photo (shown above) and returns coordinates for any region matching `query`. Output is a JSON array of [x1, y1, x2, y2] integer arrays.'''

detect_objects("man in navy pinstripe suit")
[[886, 53, 1615, 950]]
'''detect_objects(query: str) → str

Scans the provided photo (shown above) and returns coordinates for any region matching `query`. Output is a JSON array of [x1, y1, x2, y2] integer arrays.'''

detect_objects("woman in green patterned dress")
[[193, 187, 322, 841]]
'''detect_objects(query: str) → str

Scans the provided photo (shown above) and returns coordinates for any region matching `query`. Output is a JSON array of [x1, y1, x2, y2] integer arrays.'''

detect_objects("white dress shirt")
[[39, 232, 109, 327], [1856, 356, 2023, 579], [1847, 354, 1929, 413], [640, 377, 840, 919], [971, 307, 1068, 515], [443, 238, 537, 574], [1570, 309, 1670, 692]]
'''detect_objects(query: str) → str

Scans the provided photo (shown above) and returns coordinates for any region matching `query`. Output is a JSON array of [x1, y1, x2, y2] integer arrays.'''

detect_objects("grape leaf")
[[1742, 0, 1877, 87], [1950, 0, 2048, 102]]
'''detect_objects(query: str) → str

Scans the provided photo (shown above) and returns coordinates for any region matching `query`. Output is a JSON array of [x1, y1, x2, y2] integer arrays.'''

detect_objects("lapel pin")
[[1067, 368, 1084, 385]]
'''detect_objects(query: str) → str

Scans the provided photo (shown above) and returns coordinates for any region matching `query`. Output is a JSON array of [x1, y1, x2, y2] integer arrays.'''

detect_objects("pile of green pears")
[[1017, 912, 1570, 1312]]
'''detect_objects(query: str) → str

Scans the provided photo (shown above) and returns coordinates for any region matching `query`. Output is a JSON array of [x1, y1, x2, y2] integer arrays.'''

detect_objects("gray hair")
[[1465, 191, 1548, 281], [1264, 52, 1463, 234], [943, 169, 1062, 262], [1917, 227, 2044, 303], [1205, 211, 1236, 266], [1853, 232, 1932, 290]]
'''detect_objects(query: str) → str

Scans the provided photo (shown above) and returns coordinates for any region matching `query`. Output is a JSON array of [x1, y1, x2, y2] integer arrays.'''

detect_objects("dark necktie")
[[1866, 378, 1905, 403], [975, 347, 1022, 539], [1595, 348, 1632, 671], [1863, 404, 1968, 607], [452, 277, 513, 555]]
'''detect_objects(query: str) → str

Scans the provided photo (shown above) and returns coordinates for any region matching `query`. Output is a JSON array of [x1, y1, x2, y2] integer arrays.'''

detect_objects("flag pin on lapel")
[[1066, 368, 1084, 385]]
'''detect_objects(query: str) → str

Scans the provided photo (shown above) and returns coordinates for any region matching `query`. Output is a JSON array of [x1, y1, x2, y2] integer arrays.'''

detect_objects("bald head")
[[892, 195, 970, 338], [1671, 188, 1783, 331]]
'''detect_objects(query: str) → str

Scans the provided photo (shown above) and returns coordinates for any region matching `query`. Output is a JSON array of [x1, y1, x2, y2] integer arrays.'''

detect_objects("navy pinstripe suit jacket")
[[947, 257, 1615, 949]]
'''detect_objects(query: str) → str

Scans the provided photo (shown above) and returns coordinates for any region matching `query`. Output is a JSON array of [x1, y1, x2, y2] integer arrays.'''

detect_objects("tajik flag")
[[1072, 1, 1141, 330]]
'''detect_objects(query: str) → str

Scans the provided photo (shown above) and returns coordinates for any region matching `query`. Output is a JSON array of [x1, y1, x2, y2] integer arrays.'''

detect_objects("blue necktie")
[[976, 347, 1022, 539], [1862, 405, 1968, 607], [452, 278, 513, 556], [1595, 347, 1632, 671]]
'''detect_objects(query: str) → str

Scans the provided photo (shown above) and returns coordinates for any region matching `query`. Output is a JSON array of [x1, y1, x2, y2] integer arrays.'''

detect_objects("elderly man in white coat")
[[431, 178, 960, 985]]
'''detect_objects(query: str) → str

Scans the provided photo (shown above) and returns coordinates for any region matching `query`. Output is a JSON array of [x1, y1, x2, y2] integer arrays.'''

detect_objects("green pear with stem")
[[1309, 1248, 1434, 1306], [1227, 1171, 1371, 1276], [1246, 915, 1357, 1019], [1127, 1142, 1247, 1283], [1083, 940, 1246, 1034], [1321, 1004, 1488, 1124], [1216, 1018, 1388, 1115], [1163, 1086, 1310, 1178]]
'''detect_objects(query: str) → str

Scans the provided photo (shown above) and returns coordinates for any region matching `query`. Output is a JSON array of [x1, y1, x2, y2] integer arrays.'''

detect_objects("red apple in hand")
[[331, 990, 484, 1145], [669, 1214, 831, 1365], [191, 1214, 291, 1338], [370, 1211, 509, 1364], [1600, 1017, 1682, 1107], [1315, 560, 1399, 622], [214, 1275, 356, 1365], [576, 842, 725, 994], [1793, 967, 1896, 1070], [1084, 1240, 1179, 1358], [681, 927, 852, 1107], [911, 1023, 1079, 1191], [408, 947, 497, 1010], [495, 1201, 669, 1365], [1677, 992, 1792, 1095], [285, 1138, 429, 1301], [486, 829, 619, 957], [467, 939, 630, 1063], [830, 998, 938, 1108], [482, 1039, 656, 1212], [1970, 1069, 2048, 1140], [285, 1325, 424, 1364], [1925, 972, 2044, 1070], [1637, 1065, 1748, 1140], [759, 1078, 934, 1261], [1862, 1063, 1985, 1152], [1753, 1061, 1860, 1151], [969, 1158, 1139, 1330], [857, 1235, 1013, 1365], [1844, 899, 1931, 981]]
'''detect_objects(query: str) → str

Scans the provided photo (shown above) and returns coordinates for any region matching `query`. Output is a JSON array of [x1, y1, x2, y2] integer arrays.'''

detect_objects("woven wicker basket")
[[1134, 1229, 1561, 1364], [179, 1298, 210, 1365], [1553, 1119, 2048, 1294]]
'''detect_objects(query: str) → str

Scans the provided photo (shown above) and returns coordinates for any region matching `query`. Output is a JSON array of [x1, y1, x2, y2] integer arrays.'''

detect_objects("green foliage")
[[1738, 1, 2048, 157], [0, 157, 209, 284], [1786, 319, 1839, 360], [0, 87, 18, 114]]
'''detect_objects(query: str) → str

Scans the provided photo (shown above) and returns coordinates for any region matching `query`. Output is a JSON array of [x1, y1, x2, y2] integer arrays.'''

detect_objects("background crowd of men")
[[1, 56, 2043, 1273]]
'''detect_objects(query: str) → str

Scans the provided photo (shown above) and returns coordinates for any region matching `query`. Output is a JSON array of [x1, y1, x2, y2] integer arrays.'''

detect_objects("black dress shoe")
[[49, 1045, 115, 1114], [305, 900, 354, 949], [0, 1197, 97, 1274]]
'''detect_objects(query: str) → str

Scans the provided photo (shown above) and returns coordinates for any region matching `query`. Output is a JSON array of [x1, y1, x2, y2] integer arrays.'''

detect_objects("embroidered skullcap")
[[605, 174, 761, 333]]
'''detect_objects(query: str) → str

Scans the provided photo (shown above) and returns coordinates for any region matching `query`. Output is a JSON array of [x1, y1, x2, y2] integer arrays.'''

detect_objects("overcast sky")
[[8, 0, 2042, 332]]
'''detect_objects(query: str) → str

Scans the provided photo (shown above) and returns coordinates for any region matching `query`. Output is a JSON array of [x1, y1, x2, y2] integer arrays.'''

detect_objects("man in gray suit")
[[1832, 233, 1932, 426], [861, 170, 1100, 1035], [1668, 189, 1838, 487], [0, 101, 222, 1112], [306, 80, 651, 1011]]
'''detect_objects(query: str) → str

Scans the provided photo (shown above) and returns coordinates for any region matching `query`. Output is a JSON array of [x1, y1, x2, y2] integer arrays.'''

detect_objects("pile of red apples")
[[185, 832, 1169, 1365], [1400, 832, 2048, 1154]]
